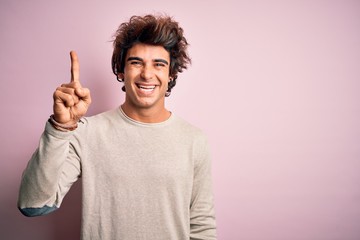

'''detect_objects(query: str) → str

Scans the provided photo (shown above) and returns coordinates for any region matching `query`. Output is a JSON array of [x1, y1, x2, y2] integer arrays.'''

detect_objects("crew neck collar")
[[117, 106, 174, 127]]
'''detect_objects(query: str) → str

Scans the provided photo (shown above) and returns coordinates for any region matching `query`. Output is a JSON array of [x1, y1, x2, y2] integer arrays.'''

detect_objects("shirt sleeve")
[[17, 121, 82, 217], [190, 134, 217, 239]]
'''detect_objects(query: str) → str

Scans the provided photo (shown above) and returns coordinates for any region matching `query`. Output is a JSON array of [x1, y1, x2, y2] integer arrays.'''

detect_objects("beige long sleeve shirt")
[[18, 107, 216, 239]]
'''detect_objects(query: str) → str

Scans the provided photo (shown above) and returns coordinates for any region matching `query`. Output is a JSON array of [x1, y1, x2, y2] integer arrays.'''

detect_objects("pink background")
[[1, 0, 360, 239]]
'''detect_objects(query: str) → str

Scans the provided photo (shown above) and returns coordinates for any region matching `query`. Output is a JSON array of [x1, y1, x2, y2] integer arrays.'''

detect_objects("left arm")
[[190, 135, 217, 239]]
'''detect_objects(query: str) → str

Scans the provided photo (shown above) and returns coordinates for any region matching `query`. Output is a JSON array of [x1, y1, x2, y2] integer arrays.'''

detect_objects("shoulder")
[[172, 115, 211, 166], [81, 108, 120, 125], [172, 114, 209, 144], [86, 108, 119, 121], [75, 108, 123, 135]]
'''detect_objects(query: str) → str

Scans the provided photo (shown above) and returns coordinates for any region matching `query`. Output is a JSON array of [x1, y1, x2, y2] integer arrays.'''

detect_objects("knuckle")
[[55, 87, 63, 92], [68, 88, 75, 94], [82, 88, 88, 95], [73, 95, 79, 102], [53, 89, 61, 98], [74, 82, 82, 89], [65, 94, 73, 102]]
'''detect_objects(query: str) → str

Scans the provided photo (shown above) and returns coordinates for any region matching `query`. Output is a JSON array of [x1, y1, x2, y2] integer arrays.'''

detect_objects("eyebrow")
[[127, 57, 169, 65]]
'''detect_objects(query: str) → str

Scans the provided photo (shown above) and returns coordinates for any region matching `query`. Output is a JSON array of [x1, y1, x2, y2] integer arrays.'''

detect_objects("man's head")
[[112, 14, 191, 97]]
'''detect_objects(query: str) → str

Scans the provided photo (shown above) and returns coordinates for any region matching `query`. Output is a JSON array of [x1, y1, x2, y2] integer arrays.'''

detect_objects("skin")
[[53, 43, 172, 126], [118, 43, 172, 123], [53, 51, 91, 125]]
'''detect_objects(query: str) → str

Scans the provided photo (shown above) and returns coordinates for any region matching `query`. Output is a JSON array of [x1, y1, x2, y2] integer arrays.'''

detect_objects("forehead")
[[126, 43, 170, 61]]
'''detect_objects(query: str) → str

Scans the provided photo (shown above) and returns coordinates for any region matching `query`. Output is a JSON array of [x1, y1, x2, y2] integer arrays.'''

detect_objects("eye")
[[155, 63, 165, 67], [130, 61, 142, 66]]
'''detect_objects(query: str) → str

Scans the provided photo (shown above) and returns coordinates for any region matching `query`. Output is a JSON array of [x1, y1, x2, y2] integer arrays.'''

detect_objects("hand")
[[53, 51, 91, 125]]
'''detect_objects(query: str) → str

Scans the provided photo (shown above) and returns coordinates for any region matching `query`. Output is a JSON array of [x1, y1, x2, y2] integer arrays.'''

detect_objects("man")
[[18, 14, 216, 239]]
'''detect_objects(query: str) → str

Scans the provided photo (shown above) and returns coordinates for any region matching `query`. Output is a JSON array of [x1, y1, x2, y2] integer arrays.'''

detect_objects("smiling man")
[[120, 43, 172, 122], [18, 14, 217, 240]]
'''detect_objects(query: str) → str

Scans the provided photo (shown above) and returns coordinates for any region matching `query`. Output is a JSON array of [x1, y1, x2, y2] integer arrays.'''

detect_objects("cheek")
[[124, 71, 138, 82], [161, 77, 170, 89], [159, 70, 170, 81]]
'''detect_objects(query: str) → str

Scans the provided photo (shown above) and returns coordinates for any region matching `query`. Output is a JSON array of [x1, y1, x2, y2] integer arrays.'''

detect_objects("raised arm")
[[18, 51, 89, 216]]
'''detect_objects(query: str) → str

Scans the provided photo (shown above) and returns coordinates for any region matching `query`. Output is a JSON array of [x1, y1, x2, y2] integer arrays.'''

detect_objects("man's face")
[[119, 43, 170, 111]]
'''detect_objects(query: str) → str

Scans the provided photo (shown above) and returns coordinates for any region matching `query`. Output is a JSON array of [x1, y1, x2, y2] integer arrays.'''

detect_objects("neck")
[[120, 104, 171, 123]]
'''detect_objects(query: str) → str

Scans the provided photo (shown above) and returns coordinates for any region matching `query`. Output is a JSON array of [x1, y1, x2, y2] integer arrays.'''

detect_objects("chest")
[[83, 127, 195, 189]]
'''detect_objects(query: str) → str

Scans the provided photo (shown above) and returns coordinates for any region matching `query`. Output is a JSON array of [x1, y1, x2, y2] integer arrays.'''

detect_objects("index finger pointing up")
[[70, 51, 80, 83]]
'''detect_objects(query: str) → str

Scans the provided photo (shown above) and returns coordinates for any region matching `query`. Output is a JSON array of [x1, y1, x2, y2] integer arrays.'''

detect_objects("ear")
[[118, 73, 124, 80]]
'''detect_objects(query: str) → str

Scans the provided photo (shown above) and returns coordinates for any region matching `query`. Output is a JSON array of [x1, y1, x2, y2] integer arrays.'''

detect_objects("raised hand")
[[53, 51, 91, 125]]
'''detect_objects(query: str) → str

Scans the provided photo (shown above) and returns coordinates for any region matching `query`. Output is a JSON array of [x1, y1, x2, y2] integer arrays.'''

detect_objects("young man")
[[18, 15, 216, 239]]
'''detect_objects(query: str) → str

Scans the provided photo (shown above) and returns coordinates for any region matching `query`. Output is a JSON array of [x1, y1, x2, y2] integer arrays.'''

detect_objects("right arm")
[[17, 51, 91, 216], [18, 123, 82, 216]]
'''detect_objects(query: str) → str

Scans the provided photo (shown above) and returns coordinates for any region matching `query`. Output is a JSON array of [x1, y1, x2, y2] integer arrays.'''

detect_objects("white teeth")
[[138, 85, 155, 90], [140, 88, 153, 92]]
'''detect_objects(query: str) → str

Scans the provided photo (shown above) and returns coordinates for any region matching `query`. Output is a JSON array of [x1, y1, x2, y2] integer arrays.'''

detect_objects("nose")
[[140, 65, 154, 80]]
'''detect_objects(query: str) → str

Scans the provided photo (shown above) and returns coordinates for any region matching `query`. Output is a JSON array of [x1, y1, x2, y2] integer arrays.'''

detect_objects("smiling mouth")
[[136, 84, 156, 92]]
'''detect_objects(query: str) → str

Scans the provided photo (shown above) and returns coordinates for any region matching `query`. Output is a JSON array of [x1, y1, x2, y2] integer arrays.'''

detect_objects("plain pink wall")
[[1, 0, 360, 239]]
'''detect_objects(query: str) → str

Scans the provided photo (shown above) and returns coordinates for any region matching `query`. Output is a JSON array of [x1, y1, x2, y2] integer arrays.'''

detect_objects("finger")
[[75, 87, 92, 105], [70, 51, 80, 83], [57, 86, 76, 94], [56, 87, 80, 103], [53, 89, 77, 107], [61, 81, 82, 89]]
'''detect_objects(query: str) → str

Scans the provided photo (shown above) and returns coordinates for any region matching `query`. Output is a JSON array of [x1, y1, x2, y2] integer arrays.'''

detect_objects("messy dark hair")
[[111, 14, 191, 96]]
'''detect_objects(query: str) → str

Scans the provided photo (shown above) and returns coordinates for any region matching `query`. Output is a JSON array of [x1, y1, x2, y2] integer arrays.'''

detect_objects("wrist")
[[48, 115, 78, 132]]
